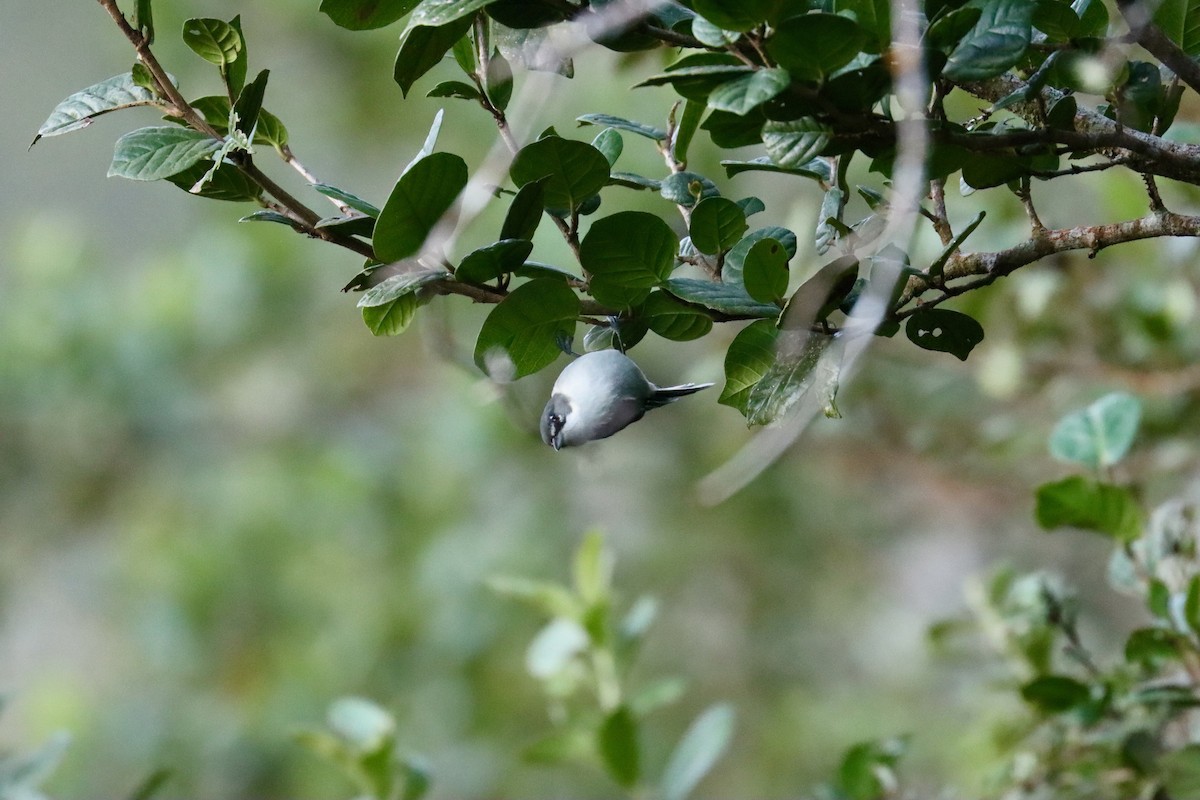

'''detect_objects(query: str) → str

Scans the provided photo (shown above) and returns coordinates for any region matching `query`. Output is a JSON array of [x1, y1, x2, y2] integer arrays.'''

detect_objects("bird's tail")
[[646, 382, 714, 408]]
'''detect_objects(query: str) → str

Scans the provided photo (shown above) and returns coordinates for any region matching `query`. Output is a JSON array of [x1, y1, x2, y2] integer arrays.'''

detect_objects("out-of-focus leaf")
[[1020, 675, 1092, 712], [660, 703, 735, 800], [1049, 392, 1142, 469], [598, 706, 640, 788], [1035, 477, 1142, 540]]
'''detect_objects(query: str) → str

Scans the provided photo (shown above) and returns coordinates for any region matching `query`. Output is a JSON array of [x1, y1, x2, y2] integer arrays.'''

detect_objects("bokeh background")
[[4, 2, 1200, 797]]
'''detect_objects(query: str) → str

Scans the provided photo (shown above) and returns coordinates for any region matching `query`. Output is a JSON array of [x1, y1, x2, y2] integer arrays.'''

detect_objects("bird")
[[540, 349, 713, 450]]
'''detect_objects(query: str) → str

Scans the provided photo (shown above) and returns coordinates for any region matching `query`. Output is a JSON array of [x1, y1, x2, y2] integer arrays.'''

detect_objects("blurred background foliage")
[[4, 2, 1200, 798]]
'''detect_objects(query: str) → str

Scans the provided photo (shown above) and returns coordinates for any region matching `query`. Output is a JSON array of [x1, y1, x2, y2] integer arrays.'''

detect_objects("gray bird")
[[540, 349, 713, 450]]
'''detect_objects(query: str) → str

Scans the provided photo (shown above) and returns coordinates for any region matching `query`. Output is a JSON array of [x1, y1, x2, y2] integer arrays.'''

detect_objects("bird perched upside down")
[[540, 349, 713, 450]]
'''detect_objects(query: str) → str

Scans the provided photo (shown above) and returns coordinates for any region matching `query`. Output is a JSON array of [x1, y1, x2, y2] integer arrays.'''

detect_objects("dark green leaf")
[[608, 172, 661, 191], [182, 18, 242, 68], [835, 0, 892, 52], [719, 320, 778, 413], [108, 126, 219, 181], [126, 768, 171, 800], [34, 73, 158, 144], [486, 48, 513, 110], [1035, 476, 1142, 540], [375, 151, 469, 261], [487, 0, 569, 27], [660, 704, 735, 800], [720, 156, 831, 181], [904, 307, 984, 360], [707, 68, 791, 116], [500, 179, 546, 241], [762, 118, 832, 168], [426, 80, 482, 100], [474, 279, 580, 379], [408, 0, 497, 30], [660, 172, 720, 207], [1161, 744, 1200, 800], [1187, 575, 1200, 633], [924, 5, 983, 49], [591, 128, 624, 167], [510, 136, 611, 211], [767, 14, 866, 81], [943, 0, 1034, 81], [674, 99, 705, 165], [394, 15, 474, 97], [321, 0, 420, 29], [693, 0, 775, 31], [1032, 0, 1081, 41], [742, 238, 789, 304], [167, 160, 262, 202], [239, 210, 295, 226], [781, 255, 860, 329], [665, 279, 781, 318], [232, 69, 268, 137], [690, 197, 748, 255], [745, 331, 836, 425], [226, 16, 248, 97], [692, 16, 740, 48], [580, 211, 677, 308], [316, 214, 375, 237], [643, 291, 715, 341], [576, 113, 667, 141], [723, 227, 798, 284], [314, 184, 381, 218], [703, 108, 768, 148], [455, 239, 534, 283], [1020, 675, 1091, 712], [1155, 0, 1200, 56], [634, 63, 754, 98], [133, 0, 155, 43], [1049, 392, 1142, 469], [598, 707, 640, 789], [837, 739, 906, 800]]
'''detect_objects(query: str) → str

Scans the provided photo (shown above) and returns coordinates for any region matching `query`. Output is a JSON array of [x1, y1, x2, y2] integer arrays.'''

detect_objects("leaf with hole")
[[904, 307, 984, 360], [375, 152, 468, 262], [742, 238, 790, 304], [723, 227, 798, 284]]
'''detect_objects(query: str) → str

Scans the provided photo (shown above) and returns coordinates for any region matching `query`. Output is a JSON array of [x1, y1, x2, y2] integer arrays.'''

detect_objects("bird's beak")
[[548, 416, 564, 451]]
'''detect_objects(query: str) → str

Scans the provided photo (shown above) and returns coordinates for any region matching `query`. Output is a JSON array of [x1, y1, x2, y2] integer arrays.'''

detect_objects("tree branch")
[[1117, 0, 1200, 96], [896, 211, 1200, 313]]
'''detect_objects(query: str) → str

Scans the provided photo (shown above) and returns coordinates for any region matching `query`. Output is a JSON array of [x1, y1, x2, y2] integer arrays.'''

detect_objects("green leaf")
[[474, 279, 580, 379], [1020, 675, 1091, 712], [363, 293, 420, 336], [133, 0, 155, 43], [591, 128, 624, 168], [426, 80, 481, 100], [707, 68, 791, 115], [665, 279, 781, 319], [357, 265, 448, 307], [781, 255, 860, 328], [690, 197, 748, 255], [904, 307, 984, 360], [673, 100, 705, 165], [173, 95, 287, 151], [943, 0, 1034, 81], [572, 529, 611, 606], [719, 320, 778, 412], [455, 239, 534, 283], [126, 768, 171, 800], [608, 172, 662, 191], [34, 73, 159, 144], [240, 210, 294, 226], [836, 0, 892, 52], [723, 227, 798, 284], [108, 126, 219, 181], [745, 332, 836, 425], [394, 15, 474, 97], [634, 63, 755, 98], [1049, 392, 1142, 469], [660, 703, 735, 800], [928, 211, 985, 280], [1035, 476, 1142, 540], [660, 172, 720, 208], [510, 136, 611, 212], [167, 160, 261, 202], [1154, 0, 1200, 56], [837, 738, 906, 800], [232, 69, 268, 138], [598, 707, 640, 789], [767, 14, 866, 81], [495, 22, 574, 76], [321, 0, 420, 30], [720, 156, 832, 181], [643, 291, 714, 341], [1032, 0, 1081, 40], [486, 575, 579, 618], [692, 16, 741, 47], [576, 113, 667, 141], [924, 5, 983, 49], [182, 18, 242, 68], [580, 211, 677, 308], [407, 0, 495, 30], [500, 179, 546, 241], [314, 184, 381, 218], [486, 48, 513, 110], [762, 119, 832, 168], [692, 0, 774, 31], [375, 152, 468, 261], [742, 239, 789, 304], [226, 16, 248, 97], [328, 697, 396, 753]]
